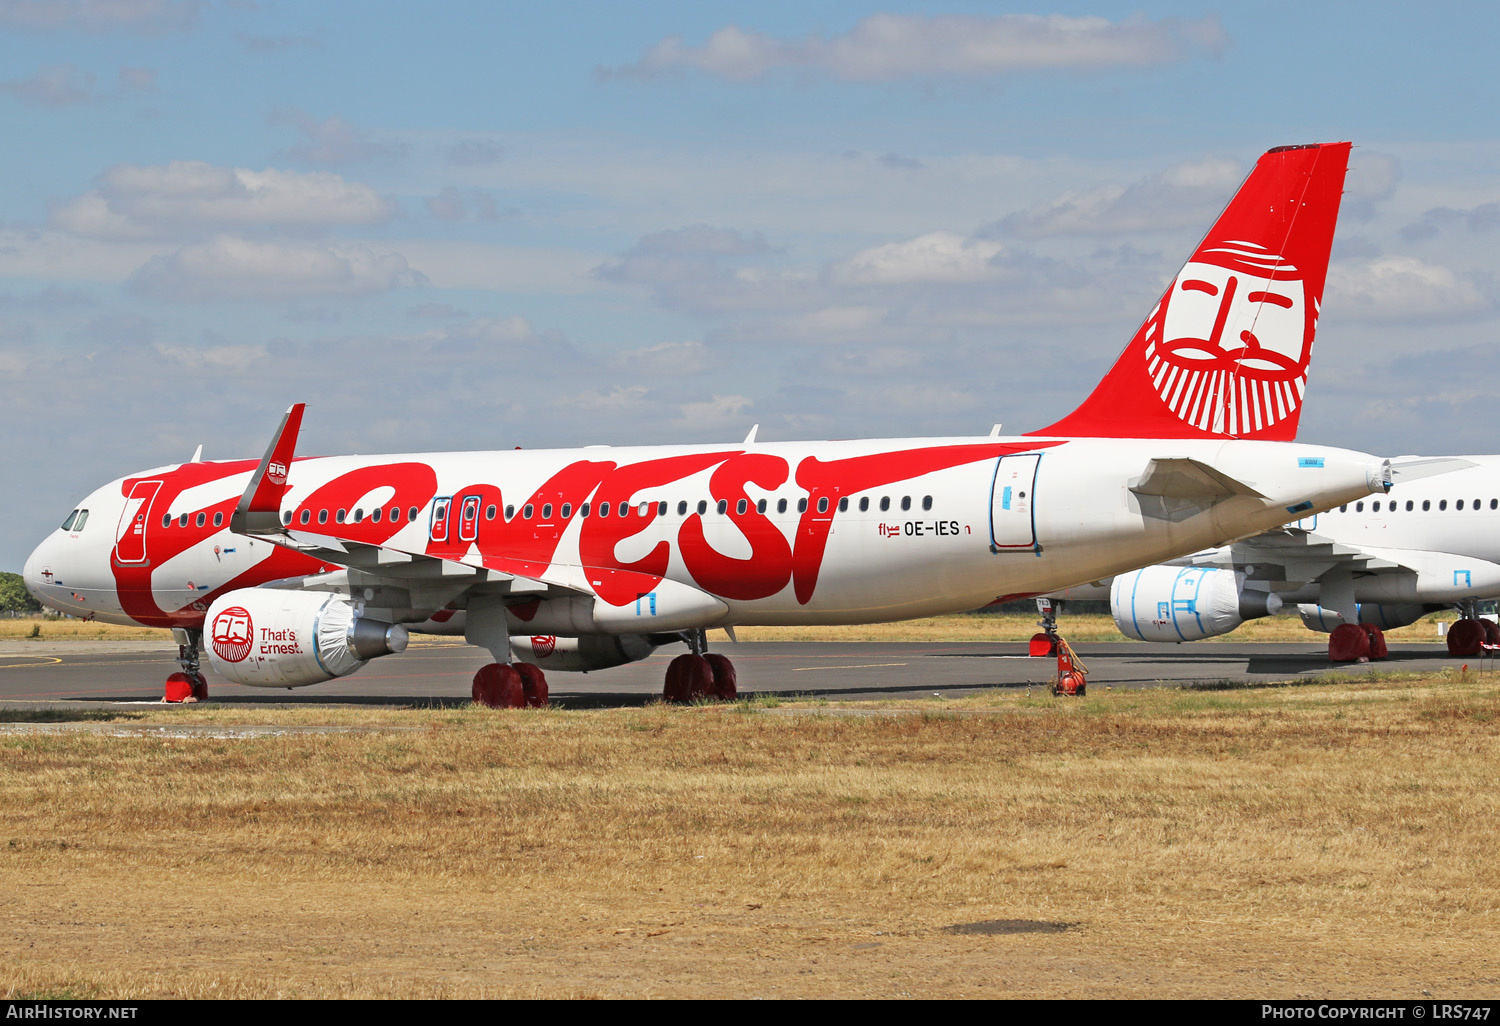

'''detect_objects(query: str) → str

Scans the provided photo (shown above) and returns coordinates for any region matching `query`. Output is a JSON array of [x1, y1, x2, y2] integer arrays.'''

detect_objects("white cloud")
[[0, 0, 197, 32], [51, 162, 396, 240], [153, 342, 266, 373], [127, 236, 424, 301], [613, 13, 1227, 82], [1, 64, 94, 105], [272, 108, 408, 166], [829, 231, 1003, 285], [613, 339, 712, 376], [1326, 256, 1492, 323], [994, 156, 1244, 238], [117, 66, 156, 91]]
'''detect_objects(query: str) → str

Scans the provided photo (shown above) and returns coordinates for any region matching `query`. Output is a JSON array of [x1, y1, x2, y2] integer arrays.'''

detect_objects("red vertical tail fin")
[[1031, 141, 1351, 440]]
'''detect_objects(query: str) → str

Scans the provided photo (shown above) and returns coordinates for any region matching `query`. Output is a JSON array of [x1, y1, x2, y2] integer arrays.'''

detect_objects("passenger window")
[[922, 496, 933, 511], [1492, 500, 1498, 510], [1422, 500, 1430, 511], [1476, 499, 1483, 511], [60, 510, 78, 531], [180, 513, 190, 527], [162, 513, 172, 528], [757, 498, 767, 514], [901, 496, 911, 511], [408, 506, 419, 523], [562, 503, 572, 519], [620, 502, 631, 517], [215, 511, 224, 527], [737, 499, 747, 515], [280, 510, 290, 526], [880, 497, 890, 512], [336, 509, 347, 523], [542, 504, 553, 519], [817, 497, 829, 513], [1338, 505, 1346, 513], [580, 503, 589, 518], [353, 509, 364, 523], [797, 498, 808, 513], [697, 501, 707, 515], [506, 504, 516, 519], [717, 499, 728, 514], [1457, 500, 1465, 511], [194, 512, 205, 527], [1440, 500, 1448, 510], [639, 501, 650, 517], [859, 497, 869, 512], [838, 497, 848, 512], [658, 501, 667, 516], [1355, 502, 1363, 512], [300, 509, 311, 525], [1372, 501, 1381, 512], [598, 502, 609, 518], [776, 498, 787, 514], [319, 510, 329, 524], [677, 501, 688, 516], [486, 505, 497, 520], [524, 504, 535, 519], [372, 508, 382, 523], [1405, 501, 1413, 512]]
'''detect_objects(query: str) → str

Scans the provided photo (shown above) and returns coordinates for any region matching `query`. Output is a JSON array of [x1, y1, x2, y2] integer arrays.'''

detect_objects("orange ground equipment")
[[1052, 637, 1088, 697]]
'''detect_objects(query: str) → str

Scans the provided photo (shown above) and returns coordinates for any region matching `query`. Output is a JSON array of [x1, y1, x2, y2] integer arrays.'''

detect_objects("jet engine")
[[1297, 602, 1431, 633], [1112, 565, 1282, 642], [509, 633, 658, 673], [204, 589, 408, 687]]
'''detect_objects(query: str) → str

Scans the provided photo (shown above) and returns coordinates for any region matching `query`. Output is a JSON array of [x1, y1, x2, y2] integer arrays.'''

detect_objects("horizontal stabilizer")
[[1131, 457, 1265, 500], [1386, 455, 1479, 483]]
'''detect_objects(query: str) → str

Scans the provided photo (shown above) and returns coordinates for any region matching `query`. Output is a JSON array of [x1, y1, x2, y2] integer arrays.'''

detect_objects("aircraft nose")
[[21, 535, 54, 604]]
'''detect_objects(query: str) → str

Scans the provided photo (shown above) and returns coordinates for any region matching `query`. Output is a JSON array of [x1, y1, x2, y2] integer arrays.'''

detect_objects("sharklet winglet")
[[230, 403, 305, 535]]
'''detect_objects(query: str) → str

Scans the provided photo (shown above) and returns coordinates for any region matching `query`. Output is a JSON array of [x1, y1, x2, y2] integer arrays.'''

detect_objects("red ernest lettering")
[[678, 453, 792, 600]]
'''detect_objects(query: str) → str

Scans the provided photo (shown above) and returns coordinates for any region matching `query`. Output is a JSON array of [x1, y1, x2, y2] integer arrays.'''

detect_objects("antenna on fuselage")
[[190, 444, 203, 463]]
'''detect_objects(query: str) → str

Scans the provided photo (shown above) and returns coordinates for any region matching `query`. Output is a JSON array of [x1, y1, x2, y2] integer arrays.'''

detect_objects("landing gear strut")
[[164, 627, 209, 703], [1030, 598, 1062, 657], [664, 628, 737, 702]]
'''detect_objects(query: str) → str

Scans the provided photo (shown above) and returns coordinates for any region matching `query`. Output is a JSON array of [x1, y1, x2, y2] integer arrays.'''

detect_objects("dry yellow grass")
[[2, 672, 1498, 998]]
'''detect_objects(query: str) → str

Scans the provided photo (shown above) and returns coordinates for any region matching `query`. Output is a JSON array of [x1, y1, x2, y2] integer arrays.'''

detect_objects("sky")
[[1, 1, 1497, 570]]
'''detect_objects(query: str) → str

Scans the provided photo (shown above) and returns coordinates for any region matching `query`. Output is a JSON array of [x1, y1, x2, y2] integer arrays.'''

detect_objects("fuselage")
[[24, 434, 1387, 635]]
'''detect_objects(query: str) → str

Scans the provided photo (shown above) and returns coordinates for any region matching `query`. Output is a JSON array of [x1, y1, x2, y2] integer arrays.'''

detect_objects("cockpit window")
[[71, 510, 89, 531], [60, 510, 79, 531]]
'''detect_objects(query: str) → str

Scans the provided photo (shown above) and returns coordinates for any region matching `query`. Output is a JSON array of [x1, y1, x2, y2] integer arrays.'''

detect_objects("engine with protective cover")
[[509, 633, 657, 673], [205, 589, 408, 687], [1112, 565, 1282, 642], [1297, 602, 1432, 633]]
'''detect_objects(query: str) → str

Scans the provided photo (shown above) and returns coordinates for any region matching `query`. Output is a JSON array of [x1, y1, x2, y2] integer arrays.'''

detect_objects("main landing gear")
[[1441, 600, 1500, 658], [1327, 623, 1389, 663], [663, 628, 737, 703], [164, 627, 209, 703], [472, 662, 549, 709]]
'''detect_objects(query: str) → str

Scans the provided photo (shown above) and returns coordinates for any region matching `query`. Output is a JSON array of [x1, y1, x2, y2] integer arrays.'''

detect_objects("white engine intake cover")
[[1112, 565, 1282, 642], [205, 589, 406, 687]]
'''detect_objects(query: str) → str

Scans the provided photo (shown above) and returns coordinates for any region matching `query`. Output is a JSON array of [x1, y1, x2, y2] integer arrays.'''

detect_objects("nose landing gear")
[[164, 628, 209, 703]]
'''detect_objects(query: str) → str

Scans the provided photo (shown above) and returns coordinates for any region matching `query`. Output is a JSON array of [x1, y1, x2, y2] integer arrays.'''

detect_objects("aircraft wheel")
[[1328, 623, 1371, 663], [704, 654, 737, 701], [1447, 618, 1486, 658], [664, 654, 713, 703], [1482, 620, 1500, 647], [1359, 624, 1388, 661], [473, 663, 525, 708], [516, 663, 549, 708], [164, 672, 199, 704]]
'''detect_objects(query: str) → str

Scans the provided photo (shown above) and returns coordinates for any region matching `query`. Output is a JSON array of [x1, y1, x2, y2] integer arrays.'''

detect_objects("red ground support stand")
[[1051, 638, 1088, 697], [1028, 633, 1057, 657]]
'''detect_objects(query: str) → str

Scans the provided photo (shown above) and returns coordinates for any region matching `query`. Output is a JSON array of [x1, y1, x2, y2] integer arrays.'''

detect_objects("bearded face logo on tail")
[[1033, 142, 1349, 442], [1147, 241, 1313, 436]]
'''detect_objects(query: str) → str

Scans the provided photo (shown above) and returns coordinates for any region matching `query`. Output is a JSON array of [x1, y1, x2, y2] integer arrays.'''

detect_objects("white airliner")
[[22, 141, 1395, 703], [1063, 456, 1500, 660]]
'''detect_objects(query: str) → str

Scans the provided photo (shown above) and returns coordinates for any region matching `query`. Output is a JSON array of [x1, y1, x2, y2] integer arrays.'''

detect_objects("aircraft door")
[[990, 454, 1041, 552], [113, 480, 162, 565], [458, 495, 480, 542], [429, 496, 452, 542]]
